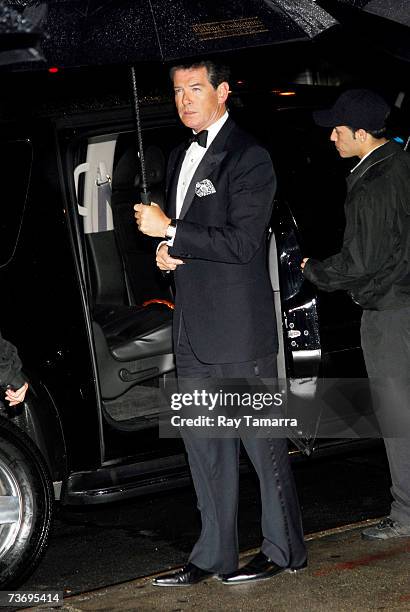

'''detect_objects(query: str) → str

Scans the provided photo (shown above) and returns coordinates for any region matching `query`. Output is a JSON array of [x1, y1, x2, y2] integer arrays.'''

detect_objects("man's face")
[[330, 126, 361, 158], [173, 67, 228, 132]]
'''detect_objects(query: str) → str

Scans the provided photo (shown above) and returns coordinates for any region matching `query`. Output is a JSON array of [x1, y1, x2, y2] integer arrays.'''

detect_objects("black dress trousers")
[[175, 317, 307, 574], [361, 305, 410, 525]]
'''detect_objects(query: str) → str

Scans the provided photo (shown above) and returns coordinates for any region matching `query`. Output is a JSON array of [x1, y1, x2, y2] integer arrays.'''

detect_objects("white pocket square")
[[195, 179, 216, 197]]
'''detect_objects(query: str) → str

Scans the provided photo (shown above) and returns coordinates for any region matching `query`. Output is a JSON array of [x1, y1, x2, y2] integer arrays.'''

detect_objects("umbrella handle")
[[140, 190, 151, 205]]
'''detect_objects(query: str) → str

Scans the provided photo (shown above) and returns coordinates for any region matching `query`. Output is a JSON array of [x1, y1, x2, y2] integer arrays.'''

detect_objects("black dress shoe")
[[221, 552, 306, 584], [153, 562, 214, 587]]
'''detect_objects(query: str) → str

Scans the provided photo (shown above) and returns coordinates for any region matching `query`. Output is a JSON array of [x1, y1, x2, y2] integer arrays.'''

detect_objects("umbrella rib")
[[147, 0, 164, 61]]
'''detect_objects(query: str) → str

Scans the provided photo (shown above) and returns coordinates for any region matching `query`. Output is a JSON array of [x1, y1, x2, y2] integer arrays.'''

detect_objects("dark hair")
[[347, 125, 388, 139], [169, 60, 230, 89]]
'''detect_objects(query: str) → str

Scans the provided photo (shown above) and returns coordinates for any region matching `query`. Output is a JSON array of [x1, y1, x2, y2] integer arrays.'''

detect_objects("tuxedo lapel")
[[178, 117, 235, 220], [166, 146, 185, 218], [179, 151, 227, 220]]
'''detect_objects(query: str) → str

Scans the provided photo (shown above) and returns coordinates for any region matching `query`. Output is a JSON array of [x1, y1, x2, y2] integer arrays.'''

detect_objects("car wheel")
[[0, 415, 53, 588]]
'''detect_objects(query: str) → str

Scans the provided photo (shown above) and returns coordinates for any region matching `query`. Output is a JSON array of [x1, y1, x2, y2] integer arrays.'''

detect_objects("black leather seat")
[[94, 302, 173, 361], [92, 304, 174, 400]]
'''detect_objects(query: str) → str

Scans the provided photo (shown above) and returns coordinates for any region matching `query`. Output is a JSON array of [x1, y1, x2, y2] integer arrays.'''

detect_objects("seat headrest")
[[140, 145, 166, 187], [113, 143, 165, 191]]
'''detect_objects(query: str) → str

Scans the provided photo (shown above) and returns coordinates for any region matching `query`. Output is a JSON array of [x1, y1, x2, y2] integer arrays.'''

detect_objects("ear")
[[217, 81, 230, 104], [356, 128, 368, 143]]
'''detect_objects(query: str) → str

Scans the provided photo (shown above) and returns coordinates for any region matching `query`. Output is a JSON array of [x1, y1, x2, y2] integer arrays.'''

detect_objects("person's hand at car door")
[[301, 257, 309, 270], [5, 382, 28, 406]]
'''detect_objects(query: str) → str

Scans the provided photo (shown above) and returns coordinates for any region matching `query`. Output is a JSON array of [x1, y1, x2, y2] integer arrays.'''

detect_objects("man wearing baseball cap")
[[301, 89, 410, 540]]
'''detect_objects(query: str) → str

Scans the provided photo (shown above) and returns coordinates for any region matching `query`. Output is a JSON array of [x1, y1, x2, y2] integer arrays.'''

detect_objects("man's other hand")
[[5, 382, 28, 406], [134, 202, 170, 237], [301, 257, 309, 270], [157, 244, 184, 271]]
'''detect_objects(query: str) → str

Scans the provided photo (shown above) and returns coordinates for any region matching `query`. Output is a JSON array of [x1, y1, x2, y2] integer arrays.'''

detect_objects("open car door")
[[270, 199, 321, 455]]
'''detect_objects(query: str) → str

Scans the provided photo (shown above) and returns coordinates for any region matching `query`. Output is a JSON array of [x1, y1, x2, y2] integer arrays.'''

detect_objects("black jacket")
[[304, 140, 410, 310], [0, 330, 24, 389], [168, 117, 277, 363]]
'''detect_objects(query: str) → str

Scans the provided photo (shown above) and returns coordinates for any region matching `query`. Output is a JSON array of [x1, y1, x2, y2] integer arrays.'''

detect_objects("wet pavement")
[[23, 521, 410, 611], [21, 443, 393, 597]]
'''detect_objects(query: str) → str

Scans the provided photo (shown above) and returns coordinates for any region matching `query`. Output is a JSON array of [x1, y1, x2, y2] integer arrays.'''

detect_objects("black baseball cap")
[[313, 89, 391, 131]]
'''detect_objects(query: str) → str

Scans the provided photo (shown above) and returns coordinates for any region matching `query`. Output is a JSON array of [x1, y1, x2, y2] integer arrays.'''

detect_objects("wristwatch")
[[165, 218, 177, 240]]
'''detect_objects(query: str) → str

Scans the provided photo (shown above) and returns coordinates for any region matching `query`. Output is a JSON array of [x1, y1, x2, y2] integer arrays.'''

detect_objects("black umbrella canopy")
[[320, 0, 410, 62], [329, 0, 410, 27], [1, 0, 338, 68]]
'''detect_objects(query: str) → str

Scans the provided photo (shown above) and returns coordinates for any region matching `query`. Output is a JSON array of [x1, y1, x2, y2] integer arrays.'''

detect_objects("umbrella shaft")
[[130, 66, 151, 204]]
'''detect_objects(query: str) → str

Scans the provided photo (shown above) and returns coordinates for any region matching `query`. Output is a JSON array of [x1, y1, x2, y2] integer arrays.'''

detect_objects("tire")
[[0, 415, 53, 588]]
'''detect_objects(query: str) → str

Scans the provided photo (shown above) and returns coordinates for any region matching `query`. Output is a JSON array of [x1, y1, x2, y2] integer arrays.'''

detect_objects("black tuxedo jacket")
[[167, 116, 278, 364]]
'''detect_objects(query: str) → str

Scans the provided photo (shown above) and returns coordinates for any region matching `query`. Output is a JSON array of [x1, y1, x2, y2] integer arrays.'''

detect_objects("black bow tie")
[[187, 130, 208, 148]]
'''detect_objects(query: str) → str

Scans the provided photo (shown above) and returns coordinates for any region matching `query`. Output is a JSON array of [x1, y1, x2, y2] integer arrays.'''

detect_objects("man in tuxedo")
[[135, 60, 306, 586]]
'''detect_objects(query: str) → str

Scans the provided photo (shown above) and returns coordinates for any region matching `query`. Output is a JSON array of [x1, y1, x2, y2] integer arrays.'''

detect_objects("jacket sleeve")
[[169, 145, 276, 264], [0, 331, 25, 389], [303, 184, 391, 292]]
